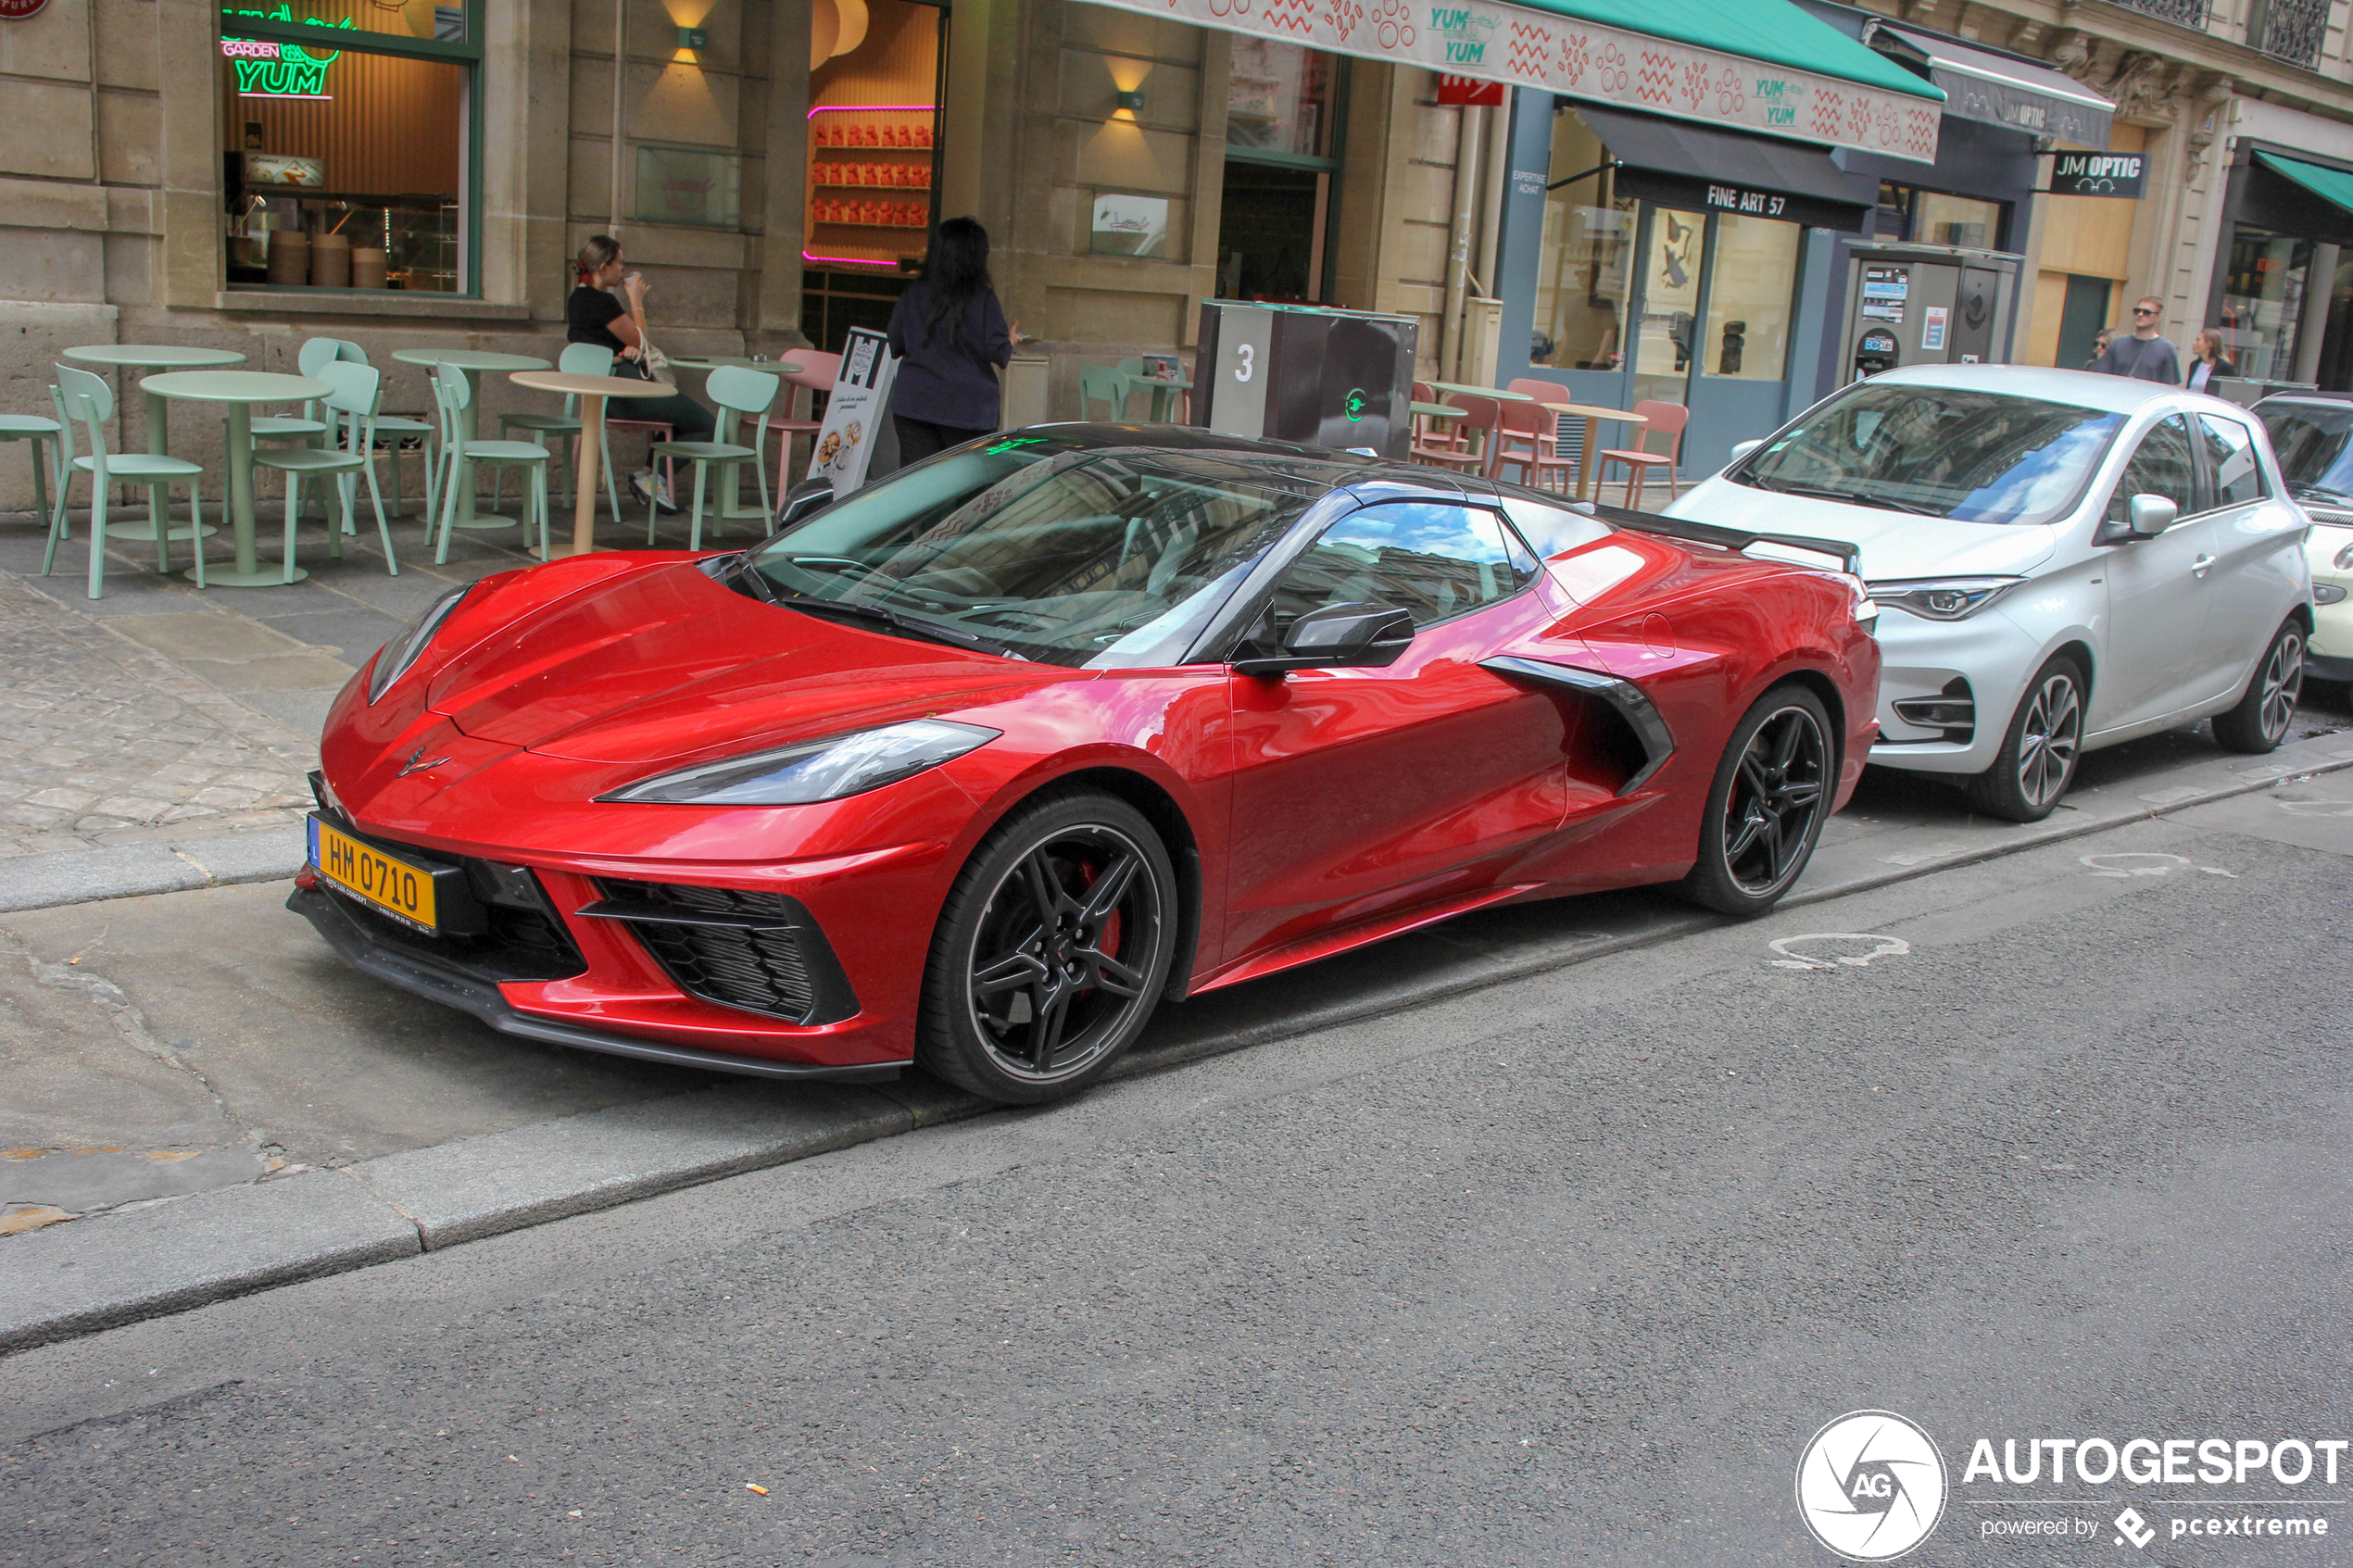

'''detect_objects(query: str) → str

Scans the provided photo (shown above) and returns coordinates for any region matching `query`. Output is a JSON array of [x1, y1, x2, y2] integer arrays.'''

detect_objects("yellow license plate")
[[310, 817, 438, 934]]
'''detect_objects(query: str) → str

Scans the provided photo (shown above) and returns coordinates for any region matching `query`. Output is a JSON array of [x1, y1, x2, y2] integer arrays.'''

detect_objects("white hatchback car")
[[1667, 365, 2313, 822]]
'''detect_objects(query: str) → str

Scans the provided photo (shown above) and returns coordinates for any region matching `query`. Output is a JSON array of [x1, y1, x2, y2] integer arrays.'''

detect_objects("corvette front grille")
[[583, 880, 856, 1025]]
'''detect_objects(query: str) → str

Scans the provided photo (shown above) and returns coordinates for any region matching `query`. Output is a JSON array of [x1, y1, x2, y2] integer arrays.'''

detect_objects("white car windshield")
[[1734, 385, 2125, 527]]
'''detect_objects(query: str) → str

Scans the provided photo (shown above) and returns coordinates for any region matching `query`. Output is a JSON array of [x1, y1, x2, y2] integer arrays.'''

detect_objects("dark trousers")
[[893, 416, 992, 469], [621, 387, 717, 445]]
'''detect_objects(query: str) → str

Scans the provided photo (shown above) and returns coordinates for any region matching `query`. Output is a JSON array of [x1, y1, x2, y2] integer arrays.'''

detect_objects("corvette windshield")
[[1735, 385, 2124, 527], [748, 444, 1321, 668]]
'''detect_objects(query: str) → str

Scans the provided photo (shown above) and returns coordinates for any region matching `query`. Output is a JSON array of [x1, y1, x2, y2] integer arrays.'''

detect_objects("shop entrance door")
[[1622, 204, 1805, 481]]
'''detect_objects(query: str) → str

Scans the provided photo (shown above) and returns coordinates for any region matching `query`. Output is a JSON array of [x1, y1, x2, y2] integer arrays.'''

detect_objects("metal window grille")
[[2251, 0, 2329, 69], [2109, 0, 2210, 26]]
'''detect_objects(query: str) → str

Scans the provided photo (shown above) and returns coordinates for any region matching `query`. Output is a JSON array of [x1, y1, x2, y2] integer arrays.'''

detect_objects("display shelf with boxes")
[[804, 106, 937, 269]]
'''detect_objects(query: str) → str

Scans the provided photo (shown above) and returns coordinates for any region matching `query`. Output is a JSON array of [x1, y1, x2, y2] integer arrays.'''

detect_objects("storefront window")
[[1877, 182, 2005, 249], [1227, 39, 1335, 157], [220, 3, 478, 292], [1220, 42, 1344, 303], [2221, 226, 2315, 383], [1532, 107, 1630, 370], [1700, 216, 1797, 383], [1631, 207, 1704, 407], [801, 0, 945, 347]]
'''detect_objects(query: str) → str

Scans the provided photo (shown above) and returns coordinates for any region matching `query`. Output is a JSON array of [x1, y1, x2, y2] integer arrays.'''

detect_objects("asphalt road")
[[4, 772, 2352, 1567]]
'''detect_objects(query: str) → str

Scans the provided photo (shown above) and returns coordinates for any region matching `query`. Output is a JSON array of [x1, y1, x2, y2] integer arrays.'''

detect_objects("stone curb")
[[0, 827, 306, 914], [2, 745, 2347, 1358]]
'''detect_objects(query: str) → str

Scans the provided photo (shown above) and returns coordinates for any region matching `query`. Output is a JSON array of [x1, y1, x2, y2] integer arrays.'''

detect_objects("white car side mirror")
[[2126, 493, 2177, 538], [1729, 438, 1764, 462]]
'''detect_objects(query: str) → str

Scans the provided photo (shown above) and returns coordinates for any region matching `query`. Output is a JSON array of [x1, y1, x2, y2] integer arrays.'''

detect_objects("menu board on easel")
[[806, 327, 896, 495]]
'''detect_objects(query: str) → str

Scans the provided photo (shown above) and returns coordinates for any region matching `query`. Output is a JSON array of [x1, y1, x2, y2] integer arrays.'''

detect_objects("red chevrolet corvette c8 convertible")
[[292, 426, 1881, 1103]]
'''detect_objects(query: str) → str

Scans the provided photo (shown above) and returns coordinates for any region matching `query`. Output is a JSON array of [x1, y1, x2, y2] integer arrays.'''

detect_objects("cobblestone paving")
[[0, 573, 317, 859]]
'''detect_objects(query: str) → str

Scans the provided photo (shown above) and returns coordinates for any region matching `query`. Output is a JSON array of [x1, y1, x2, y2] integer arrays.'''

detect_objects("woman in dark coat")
[[886, 217, 1016, 466]]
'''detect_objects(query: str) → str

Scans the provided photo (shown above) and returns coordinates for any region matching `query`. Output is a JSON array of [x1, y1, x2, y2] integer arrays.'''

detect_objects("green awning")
[[2255, 151, 2353, 218], [1087, 0, 1947, 162], [1516, 0, 1941, 105]]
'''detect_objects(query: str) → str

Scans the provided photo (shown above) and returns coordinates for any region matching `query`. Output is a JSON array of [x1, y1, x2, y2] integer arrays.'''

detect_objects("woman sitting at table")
[[567, 234, 715, 514]]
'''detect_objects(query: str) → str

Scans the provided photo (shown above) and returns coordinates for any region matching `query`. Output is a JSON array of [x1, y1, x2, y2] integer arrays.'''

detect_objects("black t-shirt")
[[567, 285, 627, 353]]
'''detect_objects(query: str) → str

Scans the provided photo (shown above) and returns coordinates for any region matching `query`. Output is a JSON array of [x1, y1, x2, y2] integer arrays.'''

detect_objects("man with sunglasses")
[[2089, 295, 2183, 384]]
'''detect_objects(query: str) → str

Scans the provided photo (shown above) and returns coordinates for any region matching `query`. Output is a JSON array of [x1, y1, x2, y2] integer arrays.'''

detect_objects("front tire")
[[916, 789, 1178, 1105], [2211, 616, 2305, 754], [1676, 684, 1834, 917], [1967, 656, 2085, 823]]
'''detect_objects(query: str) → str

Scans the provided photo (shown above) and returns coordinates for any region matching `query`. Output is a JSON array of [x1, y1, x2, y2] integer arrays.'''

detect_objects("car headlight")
[[1865, 577, 2024, 621], [598, 719, 1000, 806], [368, 583, 474, 703]]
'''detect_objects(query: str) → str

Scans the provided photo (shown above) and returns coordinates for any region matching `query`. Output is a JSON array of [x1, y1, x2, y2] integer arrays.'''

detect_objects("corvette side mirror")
[[1233, 602, 1416, 677], [774, 477, 836, 533]]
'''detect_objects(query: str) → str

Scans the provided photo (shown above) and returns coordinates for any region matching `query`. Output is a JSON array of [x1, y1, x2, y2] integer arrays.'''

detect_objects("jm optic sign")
[[2050, 151, 2146, 197]]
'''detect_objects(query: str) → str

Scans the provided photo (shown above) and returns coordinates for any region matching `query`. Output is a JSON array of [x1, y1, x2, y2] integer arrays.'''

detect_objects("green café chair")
[[1077, 364, 1128, 422], [498, 342, 622, 521], [430, 360, 550, 564], [47, 364, 208, 599], [324, 342, 439, 525], [252, 336, 346, 446], [252, 360, 400, 582], [0, 408, 62, 541], [646, 365, 778, 550]]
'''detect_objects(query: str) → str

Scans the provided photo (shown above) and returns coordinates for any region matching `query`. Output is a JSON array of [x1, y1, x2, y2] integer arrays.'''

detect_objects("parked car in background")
[[2250, 390, 2353, 684], [1667, 365, 2313, 822], [292, 427, 1879, 1106]]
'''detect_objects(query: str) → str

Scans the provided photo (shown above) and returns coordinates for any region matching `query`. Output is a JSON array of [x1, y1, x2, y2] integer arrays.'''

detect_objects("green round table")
[[141, 370, 332, 587], [668, 356, 807, 374], [63, 345, 245, 542], [391, 348, 550, 529]]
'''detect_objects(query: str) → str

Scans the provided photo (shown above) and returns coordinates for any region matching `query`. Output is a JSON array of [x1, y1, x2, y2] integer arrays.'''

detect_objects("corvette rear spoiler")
[[1570, 500, 1862, 578]]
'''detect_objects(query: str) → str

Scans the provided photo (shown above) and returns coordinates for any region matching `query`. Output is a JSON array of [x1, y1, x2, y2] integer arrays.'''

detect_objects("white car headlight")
[[1865, 577, 2024, 621], [368, 583, 473, 703], [598, 719, 1000, 806]]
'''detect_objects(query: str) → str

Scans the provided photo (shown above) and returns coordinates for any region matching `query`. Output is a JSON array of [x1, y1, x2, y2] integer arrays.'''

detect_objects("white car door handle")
[[2191, 553, 2216, 578]]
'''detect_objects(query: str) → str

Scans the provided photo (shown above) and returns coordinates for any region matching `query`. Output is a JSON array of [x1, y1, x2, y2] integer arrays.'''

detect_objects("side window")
[[2104, 415, 2196, 528], [2198, 415, 2268, 508], [1260, 503, 1541, 637]]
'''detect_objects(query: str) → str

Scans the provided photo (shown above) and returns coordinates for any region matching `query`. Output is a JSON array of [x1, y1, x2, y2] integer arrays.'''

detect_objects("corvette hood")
[[1668, 477, 2057, 582], [426, 561, 1079, 765]]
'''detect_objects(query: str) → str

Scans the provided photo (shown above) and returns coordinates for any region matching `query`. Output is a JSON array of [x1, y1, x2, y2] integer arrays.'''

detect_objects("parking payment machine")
[[1193, 301, 1418, 459], [1837, 242, 2021, 383]]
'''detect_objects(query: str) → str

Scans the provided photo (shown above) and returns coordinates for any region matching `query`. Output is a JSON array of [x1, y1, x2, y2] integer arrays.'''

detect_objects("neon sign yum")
[[220, 3, 348, 97]]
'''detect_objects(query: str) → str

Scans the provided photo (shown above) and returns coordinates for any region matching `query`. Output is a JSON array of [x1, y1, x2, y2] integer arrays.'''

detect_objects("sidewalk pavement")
[[3, 499, 2351, 1352]]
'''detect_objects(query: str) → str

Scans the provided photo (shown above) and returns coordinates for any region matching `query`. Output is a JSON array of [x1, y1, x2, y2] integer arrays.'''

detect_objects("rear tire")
[[1675, 684, 1834, 918], [1966, 656, 2085, 823], [915, 789, 1177, 1105], [2211, 616, 2305, 755]]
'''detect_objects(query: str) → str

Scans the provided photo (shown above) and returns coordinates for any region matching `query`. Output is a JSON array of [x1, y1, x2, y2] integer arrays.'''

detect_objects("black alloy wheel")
[[1967, 656, 2085, 823], [1677, 684, 1833, 917], [917, 790, 1177, 1104], [2212, 617, 2306, 754]]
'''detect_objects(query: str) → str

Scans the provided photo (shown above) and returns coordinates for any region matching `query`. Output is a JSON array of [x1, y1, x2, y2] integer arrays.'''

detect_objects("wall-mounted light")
[[1114, 88, 1146, 114], [676, 25, 708, 48]]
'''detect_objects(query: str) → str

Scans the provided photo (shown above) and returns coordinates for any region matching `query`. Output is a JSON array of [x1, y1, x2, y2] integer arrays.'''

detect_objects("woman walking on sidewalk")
[[885, 218, 1016, 468], [565, 235, 716, 513]]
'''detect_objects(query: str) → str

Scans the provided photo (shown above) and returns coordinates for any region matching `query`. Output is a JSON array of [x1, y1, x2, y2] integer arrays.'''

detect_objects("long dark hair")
[[920, 217, 991, 345]]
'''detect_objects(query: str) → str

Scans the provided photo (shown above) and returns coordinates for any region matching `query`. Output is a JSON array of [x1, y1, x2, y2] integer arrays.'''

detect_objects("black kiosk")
[[1192, 301, 1419, 460]]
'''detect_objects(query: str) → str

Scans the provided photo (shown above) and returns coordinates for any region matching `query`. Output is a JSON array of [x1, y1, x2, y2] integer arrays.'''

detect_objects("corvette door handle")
[[2191, 554, 2216, 578]]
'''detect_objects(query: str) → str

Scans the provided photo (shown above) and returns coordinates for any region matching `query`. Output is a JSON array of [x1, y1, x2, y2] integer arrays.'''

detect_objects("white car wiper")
[[1768, 481, 1941, 517]]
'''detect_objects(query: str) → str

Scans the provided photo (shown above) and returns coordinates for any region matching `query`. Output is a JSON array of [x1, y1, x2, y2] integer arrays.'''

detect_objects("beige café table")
[[510, 370, 677, 559], [390, 347, 551, 530], [139, 370, 331, 587], [62, 344, 245, 542]]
